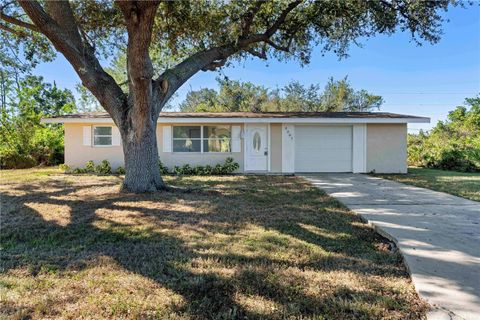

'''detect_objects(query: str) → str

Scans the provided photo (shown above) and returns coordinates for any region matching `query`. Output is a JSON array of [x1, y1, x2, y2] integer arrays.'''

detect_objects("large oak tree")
[[0, 0, 455, 192]]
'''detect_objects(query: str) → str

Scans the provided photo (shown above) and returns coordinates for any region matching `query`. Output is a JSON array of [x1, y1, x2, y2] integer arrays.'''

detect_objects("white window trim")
[[172, 125, 202, 153], [171, 125, 232, 153], [92, 125, 113, 147]]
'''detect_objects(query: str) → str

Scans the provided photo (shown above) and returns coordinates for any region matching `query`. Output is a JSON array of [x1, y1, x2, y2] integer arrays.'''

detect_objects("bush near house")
[[62, 157, 240, 176], [163, 157, 240, 175], [408, 96, 480, 172]]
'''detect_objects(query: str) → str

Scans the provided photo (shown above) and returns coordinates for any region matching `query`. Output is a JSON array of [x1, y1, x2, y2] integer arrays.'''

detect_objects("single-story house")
[[42, 112, 429, 174]]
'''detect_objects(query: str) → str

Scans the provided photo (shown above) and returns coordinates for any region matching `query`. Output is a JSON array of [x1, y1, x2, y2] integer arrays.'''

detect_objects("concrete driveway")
[[301, 174, 480, 320]]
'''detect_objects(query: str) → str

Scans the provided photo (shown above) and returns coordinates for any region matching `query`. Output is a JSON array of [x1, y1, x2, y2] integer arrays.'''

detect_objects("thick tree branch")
[[44, 0, 83, 45], [265, 39, 290, 52], [247, 48, 267, 60], [18, 0, 126, 124], [0, 11, 39, 32], [265, 0, 302, 37], [156, 1, 303, 107], [241, 1, 265, 36], [0, 22, 29, 37], [201, 58, 228, 71]]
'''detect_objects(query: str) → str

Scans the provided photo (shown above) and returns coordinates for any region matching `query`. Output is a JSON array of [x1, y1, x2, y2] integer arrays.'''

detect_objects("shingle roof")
[[45, 111, 427, 119]]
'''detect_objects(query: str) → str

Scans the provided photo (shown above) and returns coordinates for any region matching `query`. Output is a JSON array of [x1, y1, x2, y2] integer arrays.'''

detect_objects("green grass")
[[377, 167, 480, 202], [0, 168, 426, 319]]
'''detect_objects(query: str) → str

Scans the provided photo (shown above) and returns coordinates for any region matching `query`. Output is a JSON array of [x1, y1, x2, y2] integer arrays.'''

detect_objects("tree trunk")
[[121, 115, 166, 193]]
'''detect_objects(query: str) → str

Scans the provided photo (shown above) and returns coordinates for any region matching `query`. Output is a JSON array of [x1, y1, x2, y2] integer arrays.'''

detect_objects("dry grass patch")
[[0, 169, 427, 319]]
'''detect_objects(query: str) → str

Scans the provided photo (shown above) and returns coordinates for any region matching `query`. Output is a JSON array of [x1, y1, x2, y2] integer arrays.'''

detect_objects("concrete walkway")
[[301, 174, 480, 320]]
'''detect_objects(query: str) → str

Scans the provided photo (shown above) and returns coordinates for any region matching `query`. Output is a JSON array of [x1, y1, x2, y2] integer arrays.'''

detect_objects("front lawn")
[[377, 167, 480, 202], [0, 168, 426, 319]]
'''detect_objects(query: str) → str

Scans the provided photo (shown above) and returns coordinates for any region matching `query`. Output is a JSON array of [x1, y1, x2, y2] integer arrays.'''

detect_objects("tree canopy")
[[1, 0, 454, 111], [179, 76, 383, 112]]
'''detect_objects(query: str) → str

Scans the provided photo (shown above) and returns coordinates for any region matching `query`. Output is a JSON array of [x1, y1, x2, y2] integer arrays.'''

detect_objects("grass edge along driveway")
[[376, 167, 480, 202], [1, 168, 427, 319]]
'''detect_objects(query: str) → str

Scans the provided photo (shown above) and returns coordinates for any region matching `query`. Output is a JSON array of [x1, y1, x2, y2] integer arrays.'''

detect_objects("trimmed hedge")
[[61, 157, 240, 176], [160, 157, 239, 175]]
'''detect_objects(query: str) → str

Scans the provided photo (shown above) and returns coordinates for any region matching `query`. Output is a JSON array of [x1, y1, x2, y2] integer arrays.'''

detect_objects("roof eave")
[[41, 116, 430, 124]]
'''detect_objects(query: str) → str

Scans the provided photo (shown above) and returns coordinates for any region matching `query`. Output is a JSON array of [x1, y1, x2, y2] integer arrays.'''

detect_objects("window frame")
[[172, 125, 202, 153], [203, 125, 232, 153], [172, 125, 232, 153], [92, 125, 113, 147]]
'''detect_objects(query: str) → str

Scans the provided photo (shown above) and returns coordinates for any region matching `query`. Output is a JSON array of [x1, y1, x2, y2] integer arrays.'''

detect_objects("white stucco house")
[[42, 111, 429, 174]]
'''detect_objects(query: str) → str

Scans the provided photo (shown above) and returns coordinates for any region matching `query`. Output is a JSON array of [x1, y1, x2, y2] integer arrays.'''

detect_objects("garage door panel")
[[295, 125, 352, 172], [296, 151, 351, 162]]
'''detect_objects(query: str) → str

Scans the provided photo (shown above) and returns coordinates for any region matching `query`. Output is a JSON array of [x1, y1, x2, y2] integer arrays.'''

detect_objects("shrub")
[[204, 165, 213, 175], [163, 158, 239, 176], [407, 98, 480, 172], [0, 150, 37, 169], [59, 164, 71, 173], [181, 164, 193, 175], [64, 158, 239, 176], [172, 165, 182, 175], [213, 164, 223, 175], [436, 150, 478, 172], [0, 125, 65, 169], [85, 160, 95, 173], [193, 166, 206, 175], [158, 160, 169, 174], [223, 157, 240, 173], [95, 160, 112, 174], [72, 167, 86, 174]]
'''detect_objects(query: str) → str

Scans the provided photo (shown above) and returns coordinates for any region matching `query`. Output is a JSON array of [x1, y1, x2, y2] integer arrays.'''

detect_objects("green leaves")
[[0, 75, 76, 169], [179, 76, 383, 112], [1, 0, 458, 79], [408, 95, 480, 172]]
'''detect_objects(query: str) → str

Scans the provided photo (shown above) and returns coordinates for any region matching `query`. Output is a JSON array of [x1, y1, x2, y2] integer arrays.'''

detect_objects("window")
[[173, 126, 201, 152], [93, 126, 112, 146], [203, 126, 231, 152], [172, 125, 231, 153]]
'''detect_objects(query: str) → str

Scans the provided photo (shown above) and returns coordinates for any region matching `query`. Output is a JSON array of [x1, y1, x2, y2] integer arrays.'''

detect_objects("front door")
[[245, 124, 268, 171]]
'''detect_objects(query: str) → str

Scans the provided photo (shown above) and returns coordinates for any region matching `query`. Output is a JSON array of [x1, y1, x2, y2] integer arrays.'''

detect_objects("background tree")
[[0, 76, 76, 168], [0, 0, 456, 192], [179, 88, 220, 113], [407, 95, 480, 172], [320, 77, 383, 112], [179, 77, 383, 112]]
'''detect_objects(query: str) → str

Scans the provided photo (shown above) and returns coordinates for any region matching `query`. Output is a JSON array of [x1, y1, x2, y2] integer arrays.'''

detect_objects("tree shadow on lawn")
[[0, 175, 426, 319]]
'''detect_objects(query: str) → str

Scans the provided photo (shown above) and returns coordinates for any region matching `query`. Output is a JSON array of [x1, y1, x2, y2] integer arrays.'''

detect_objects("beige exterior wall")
[[64, 123, 124, 169], [366, 123, 407, 173], [64, 122, 408, 174], [65, 123, 245, 171], [157, 123, 244, 172], [270, 123, 282, 172]]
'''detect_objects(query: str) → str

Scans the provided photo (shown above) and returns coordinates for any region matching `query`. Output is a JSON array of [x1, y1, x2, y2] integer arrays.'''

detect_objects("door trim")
[[244, 123, 269, 172], [267, 123, 271, 172]]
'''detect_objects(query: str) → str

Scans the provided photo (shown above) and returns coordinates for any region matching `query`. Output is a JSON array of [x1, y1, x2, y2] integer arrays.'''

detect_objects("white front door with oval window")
[[245, 124, 268, 171]]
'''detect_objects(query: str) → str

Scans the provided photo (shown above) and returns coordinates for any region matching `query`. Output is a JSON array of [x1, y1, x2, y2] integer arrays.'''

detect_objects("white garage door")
[[295, 125, 353, 172]]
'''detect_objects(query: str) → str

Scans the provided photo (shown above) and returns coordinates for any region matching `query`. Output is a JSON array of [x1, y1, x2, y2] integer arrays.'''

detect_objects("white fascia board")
[[42, 116, 430, 124], [41, 118, 115, 124], [155, 117, 430, 124]]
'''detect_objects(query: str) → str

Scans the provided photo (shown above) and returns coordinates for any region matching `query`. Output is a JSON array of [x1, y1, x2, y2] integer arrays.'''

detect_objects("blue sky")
[[35, 5, 479, 132]]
